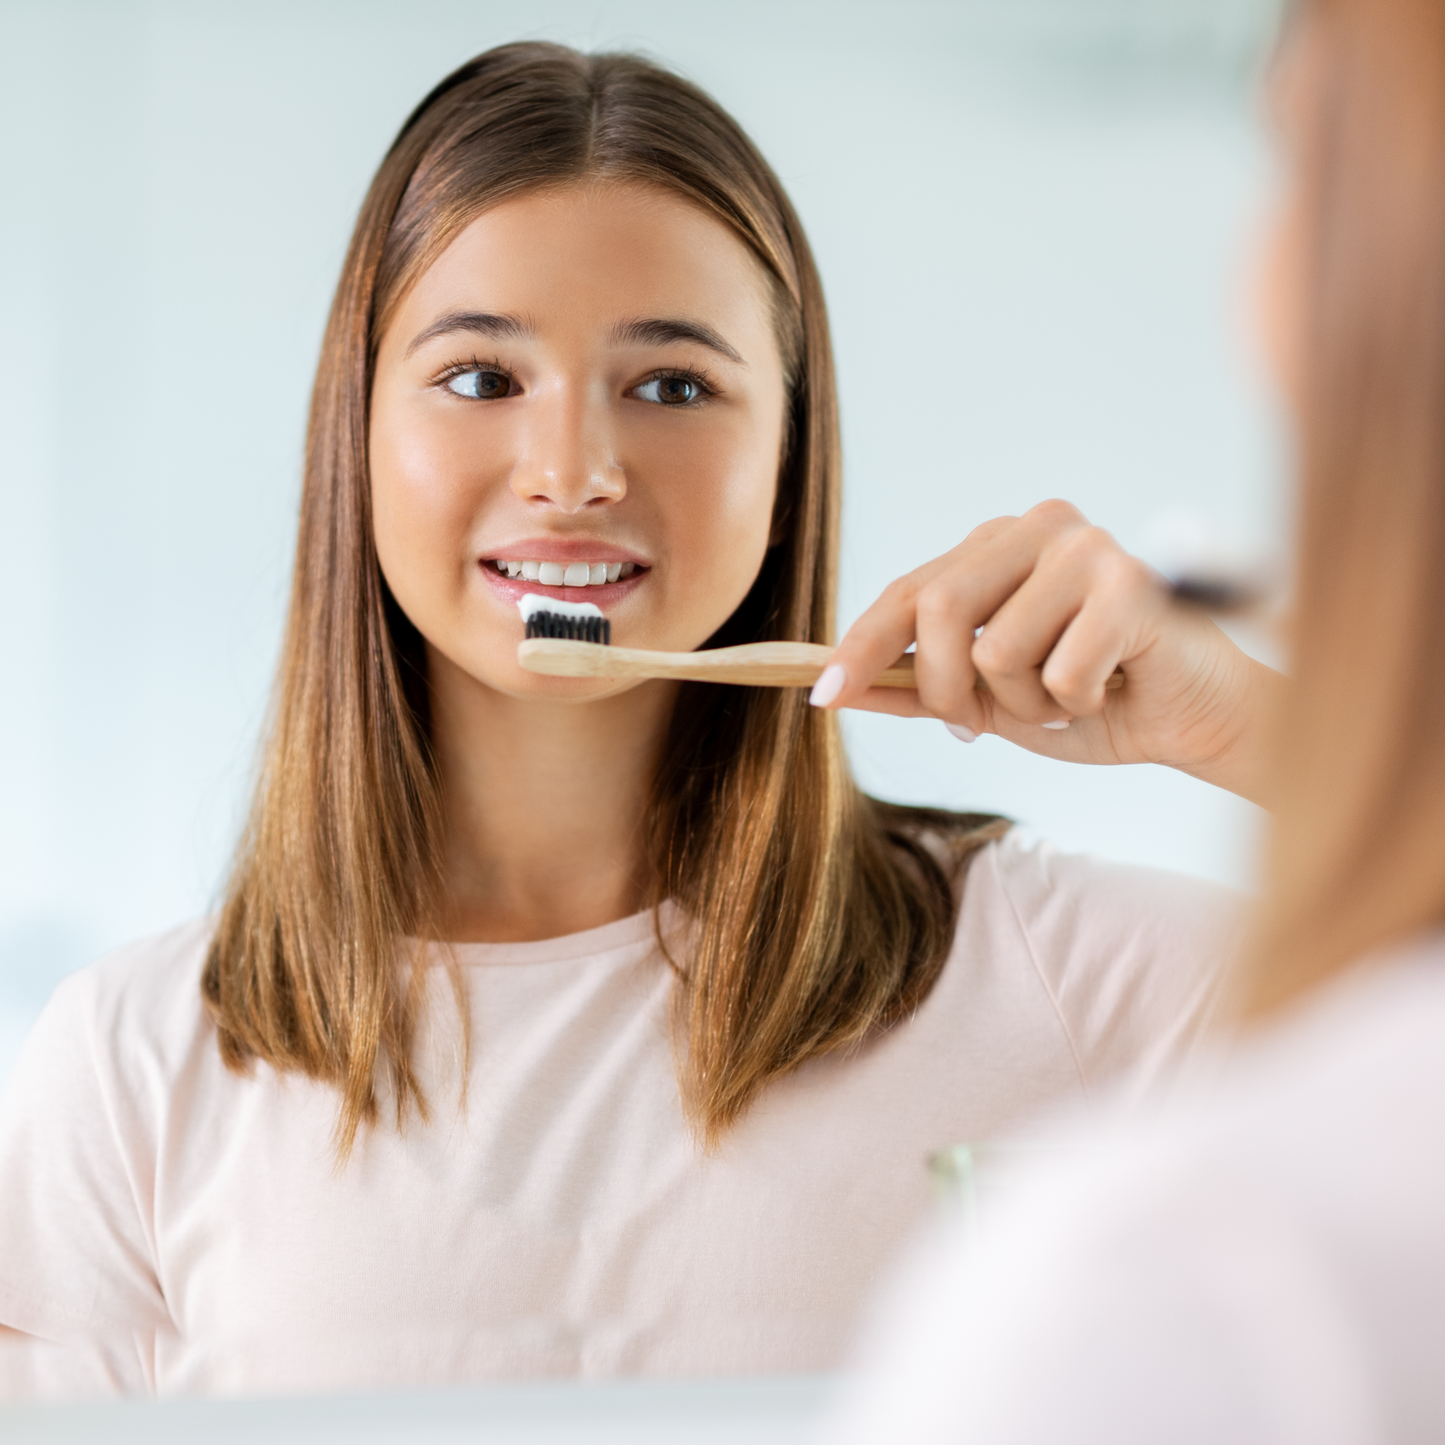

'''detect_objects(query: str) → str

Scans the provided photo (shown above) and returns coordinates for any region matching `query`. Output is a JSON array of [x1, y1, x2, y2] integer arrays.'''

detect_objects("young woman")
[[0, 43, 1273, 1398], [831, 1, 1445, 1439]]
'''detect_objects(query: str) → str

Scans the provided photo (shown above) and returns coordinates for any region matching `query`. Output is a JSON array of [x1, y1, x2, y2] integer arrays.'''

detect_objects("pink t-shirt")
[[0, 832, 1238, 1398]]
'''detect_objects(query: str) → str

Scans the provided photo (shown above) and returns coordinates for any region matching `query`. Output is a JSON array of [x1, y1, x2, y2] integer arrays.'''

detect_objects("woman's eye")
[[446, 368, 513, 400], [635, 374, 703, 406]]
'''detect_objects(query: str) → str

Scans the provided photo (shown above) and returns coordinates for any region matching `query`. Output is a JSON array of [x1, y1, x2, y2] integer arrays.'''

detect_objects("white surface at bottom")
[[0, 1375, 833, 1444]]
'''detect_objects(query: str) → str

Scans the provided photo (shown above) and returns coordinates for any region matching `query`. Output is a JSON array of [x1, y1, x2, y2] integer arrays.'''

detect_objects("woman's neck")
[[426, 645, 678, 943]]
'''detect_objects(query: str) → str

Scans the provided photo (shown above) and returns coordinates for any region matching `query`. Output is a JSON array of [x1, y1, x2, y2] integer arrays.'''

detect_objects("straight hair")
[[1247, 0, 1445, 1013], [202, 43, 1006, 1154]]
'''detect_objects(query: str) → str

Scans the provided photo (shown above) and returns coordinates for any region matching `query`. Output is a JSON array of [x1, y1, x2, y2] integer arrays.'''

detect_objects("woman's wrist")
[[1172, 654, 1284, 808]]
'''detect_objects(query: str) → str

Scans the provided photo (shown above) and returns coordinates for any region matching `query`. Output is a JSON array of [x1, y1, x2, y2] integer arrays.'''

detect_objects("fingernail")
[[1041, 719, 1071, 731], [809, 663, 847, 708], [945, 723, 978, 744]]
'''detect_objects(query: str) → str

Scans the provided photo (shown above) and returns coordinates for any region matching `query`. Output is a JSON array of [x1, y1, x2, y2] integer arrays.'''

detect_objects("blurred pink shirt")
[[829, 938, 1445, 1445]]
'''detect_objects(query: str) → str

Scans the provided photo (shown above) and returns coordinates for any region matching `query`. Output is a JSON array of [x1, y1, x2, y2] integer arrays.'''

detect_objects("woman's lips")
[[482, 539, 646, 565]]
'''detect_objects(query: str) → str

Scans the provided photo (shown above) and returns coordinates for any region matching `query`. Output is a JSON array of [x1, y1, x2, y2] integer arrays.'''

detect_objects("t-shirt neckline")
[[418, 900, 680, 968]]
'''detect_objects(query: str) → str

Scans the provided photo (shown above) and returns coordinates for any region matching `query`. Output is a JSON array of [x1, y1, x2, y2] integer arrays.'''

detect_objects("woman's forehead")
[[388, 180, 778, 350]]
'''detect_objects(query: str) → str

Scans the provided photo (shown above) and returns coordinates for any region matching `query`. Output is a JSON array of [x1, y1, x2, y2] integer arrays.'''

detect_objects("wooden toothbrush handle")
[[518, 639, 1126, 692], [519, 638, 853, 686], [879, 658, 1127, 693]]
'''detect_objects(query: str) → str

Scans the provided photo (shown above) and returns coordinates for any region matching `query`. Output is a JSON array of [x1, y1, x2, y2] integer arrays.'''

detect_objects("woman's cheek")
[[378, 400, 485, 520], [370, 406, 480, 630], [685, 426, 779, 618], [370, 466, 439, 639]]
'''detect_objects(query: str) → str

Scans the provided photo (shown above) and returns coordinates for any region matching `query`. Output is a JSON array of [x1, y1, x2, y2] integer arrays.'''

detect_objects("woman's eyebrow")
[[610, 317, 745, 365], [405, 310, 532, 358]]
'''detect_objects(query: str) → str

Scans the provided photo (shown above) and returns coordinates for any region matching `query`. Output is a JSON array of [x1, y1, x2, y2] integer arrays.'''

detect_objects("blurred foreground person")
[[827, 1, 1445, 1441]]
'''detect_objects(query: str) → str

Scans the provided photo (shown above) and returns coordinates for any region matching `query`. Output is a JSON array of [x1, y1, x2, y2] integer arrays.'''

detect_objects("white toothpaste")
[[517, 593, 605, 623]]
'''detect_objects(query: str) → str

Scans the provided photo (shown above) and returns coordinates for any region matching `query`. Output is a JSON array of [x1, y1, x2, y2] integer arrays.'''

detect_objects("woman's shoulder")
[[962, 828, 1243, 970], [1, 917, 220, 1180], [954, 829, 1246, 1093], [55, 915, 213, 1005], [970, 826, 1240, 918], [35, 917, 217, 1075], [0, 920, 217, 1349]]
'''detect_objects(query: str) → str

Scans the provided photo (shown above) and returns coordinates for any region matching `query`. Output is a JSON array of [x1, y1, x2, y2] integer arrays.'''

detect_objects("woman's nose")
[[508, 386, 626, 512]]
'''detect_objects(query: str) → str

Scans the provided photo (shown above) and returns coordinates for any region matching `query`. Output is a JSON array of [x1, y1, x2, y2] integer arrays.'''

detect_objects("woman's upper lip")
[[480, 539, 649, 566]]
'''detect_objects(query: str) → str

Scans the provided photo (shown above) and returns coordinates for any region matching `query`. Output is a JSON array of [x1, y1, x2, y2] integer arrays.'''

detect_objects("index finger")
[[811, 577, 927, 706], [814, 517, 1018, 712]]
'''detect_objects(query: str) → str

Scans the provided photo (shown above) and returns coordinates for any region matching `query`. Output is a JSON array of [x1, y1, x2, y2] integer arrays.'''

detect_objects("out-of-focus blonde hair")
[[1248, 0, 1445, 1013]]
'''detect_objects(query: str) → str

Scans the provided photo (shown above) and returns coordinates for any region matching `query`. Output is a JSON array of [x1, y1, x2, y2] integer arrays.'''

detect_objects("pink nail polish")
[[945, 723, 978, 743], [809, 663, 847, 708], [1041, 719, 1071, 730]]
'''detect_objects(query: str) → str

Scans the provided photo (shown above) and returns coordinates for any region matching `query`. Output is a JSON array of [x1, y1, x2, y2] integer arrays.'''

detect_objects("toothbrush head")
[[517, 593, 611, 646]]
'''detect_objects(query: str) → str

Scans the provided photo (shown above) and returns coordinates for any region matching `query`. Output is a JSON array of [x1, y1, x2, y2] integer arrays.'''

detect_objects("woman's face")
[[369, 181, 789, 700]]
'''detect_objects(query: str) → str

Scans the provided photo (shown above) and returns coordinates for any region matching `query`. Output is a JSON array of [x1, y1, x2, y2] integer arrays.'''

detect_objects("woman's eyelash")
[[432, 355, 511, 387], [637, 366, 719, 397], [430, 358, 720, 398]]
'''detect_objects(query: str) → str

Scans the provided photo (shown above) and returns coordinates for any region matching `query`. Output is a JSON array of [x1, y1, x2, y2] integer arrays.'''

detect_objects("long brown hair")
[[202, 43, 1005, 1153], [1247, 0, 1445, 1014]]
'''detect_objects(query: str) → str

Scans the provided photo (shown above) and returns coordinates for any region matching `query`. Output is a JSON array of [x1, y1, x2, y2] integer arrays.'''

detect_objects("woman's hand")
[[812, 500, 1280, 806]]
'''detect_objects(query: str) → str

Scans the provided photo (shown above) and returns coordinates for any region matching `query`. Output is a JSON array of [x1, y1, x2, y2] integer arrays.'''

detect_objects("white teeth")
[[493, 558, 639, 585]]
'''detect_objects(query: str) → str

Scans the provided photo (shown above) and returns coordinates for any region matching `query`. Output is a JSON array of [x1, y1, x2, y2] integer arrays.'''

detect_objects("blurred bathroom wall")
[[0, 0, 1284, 1082]]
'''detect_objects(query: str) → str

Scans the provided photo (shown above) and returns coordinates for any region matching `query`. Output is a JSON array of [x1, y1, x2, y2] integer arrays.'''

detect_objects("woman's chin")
[[509, 673, 654, 705], [425, 627, 697, 707], [458, 653, 658, 706]]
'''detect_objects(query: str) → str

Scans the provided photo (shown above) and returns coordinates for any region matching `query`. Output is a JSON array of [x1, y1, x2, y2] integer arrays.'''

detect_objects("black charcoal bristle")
[[525, 610, 611, 645]]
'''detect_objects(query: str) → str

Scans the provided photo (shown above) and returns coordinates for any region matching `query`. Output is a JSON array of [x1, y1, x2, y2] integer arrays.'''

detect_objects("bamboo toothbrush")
[[515, 596, 1125, 692]]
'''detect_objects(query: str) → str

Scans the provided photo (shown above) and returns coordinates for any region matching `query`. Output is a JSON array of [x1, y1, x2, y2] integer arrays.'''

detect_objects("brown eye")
[[446, 368, 513, 399], [635, 374, 702, 405]]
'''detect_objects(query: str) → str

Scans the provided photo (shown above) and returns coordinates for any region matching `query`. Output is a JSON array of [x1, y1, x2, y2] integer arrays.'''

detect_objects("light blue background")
[[0, 0, 1284, 1083]]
